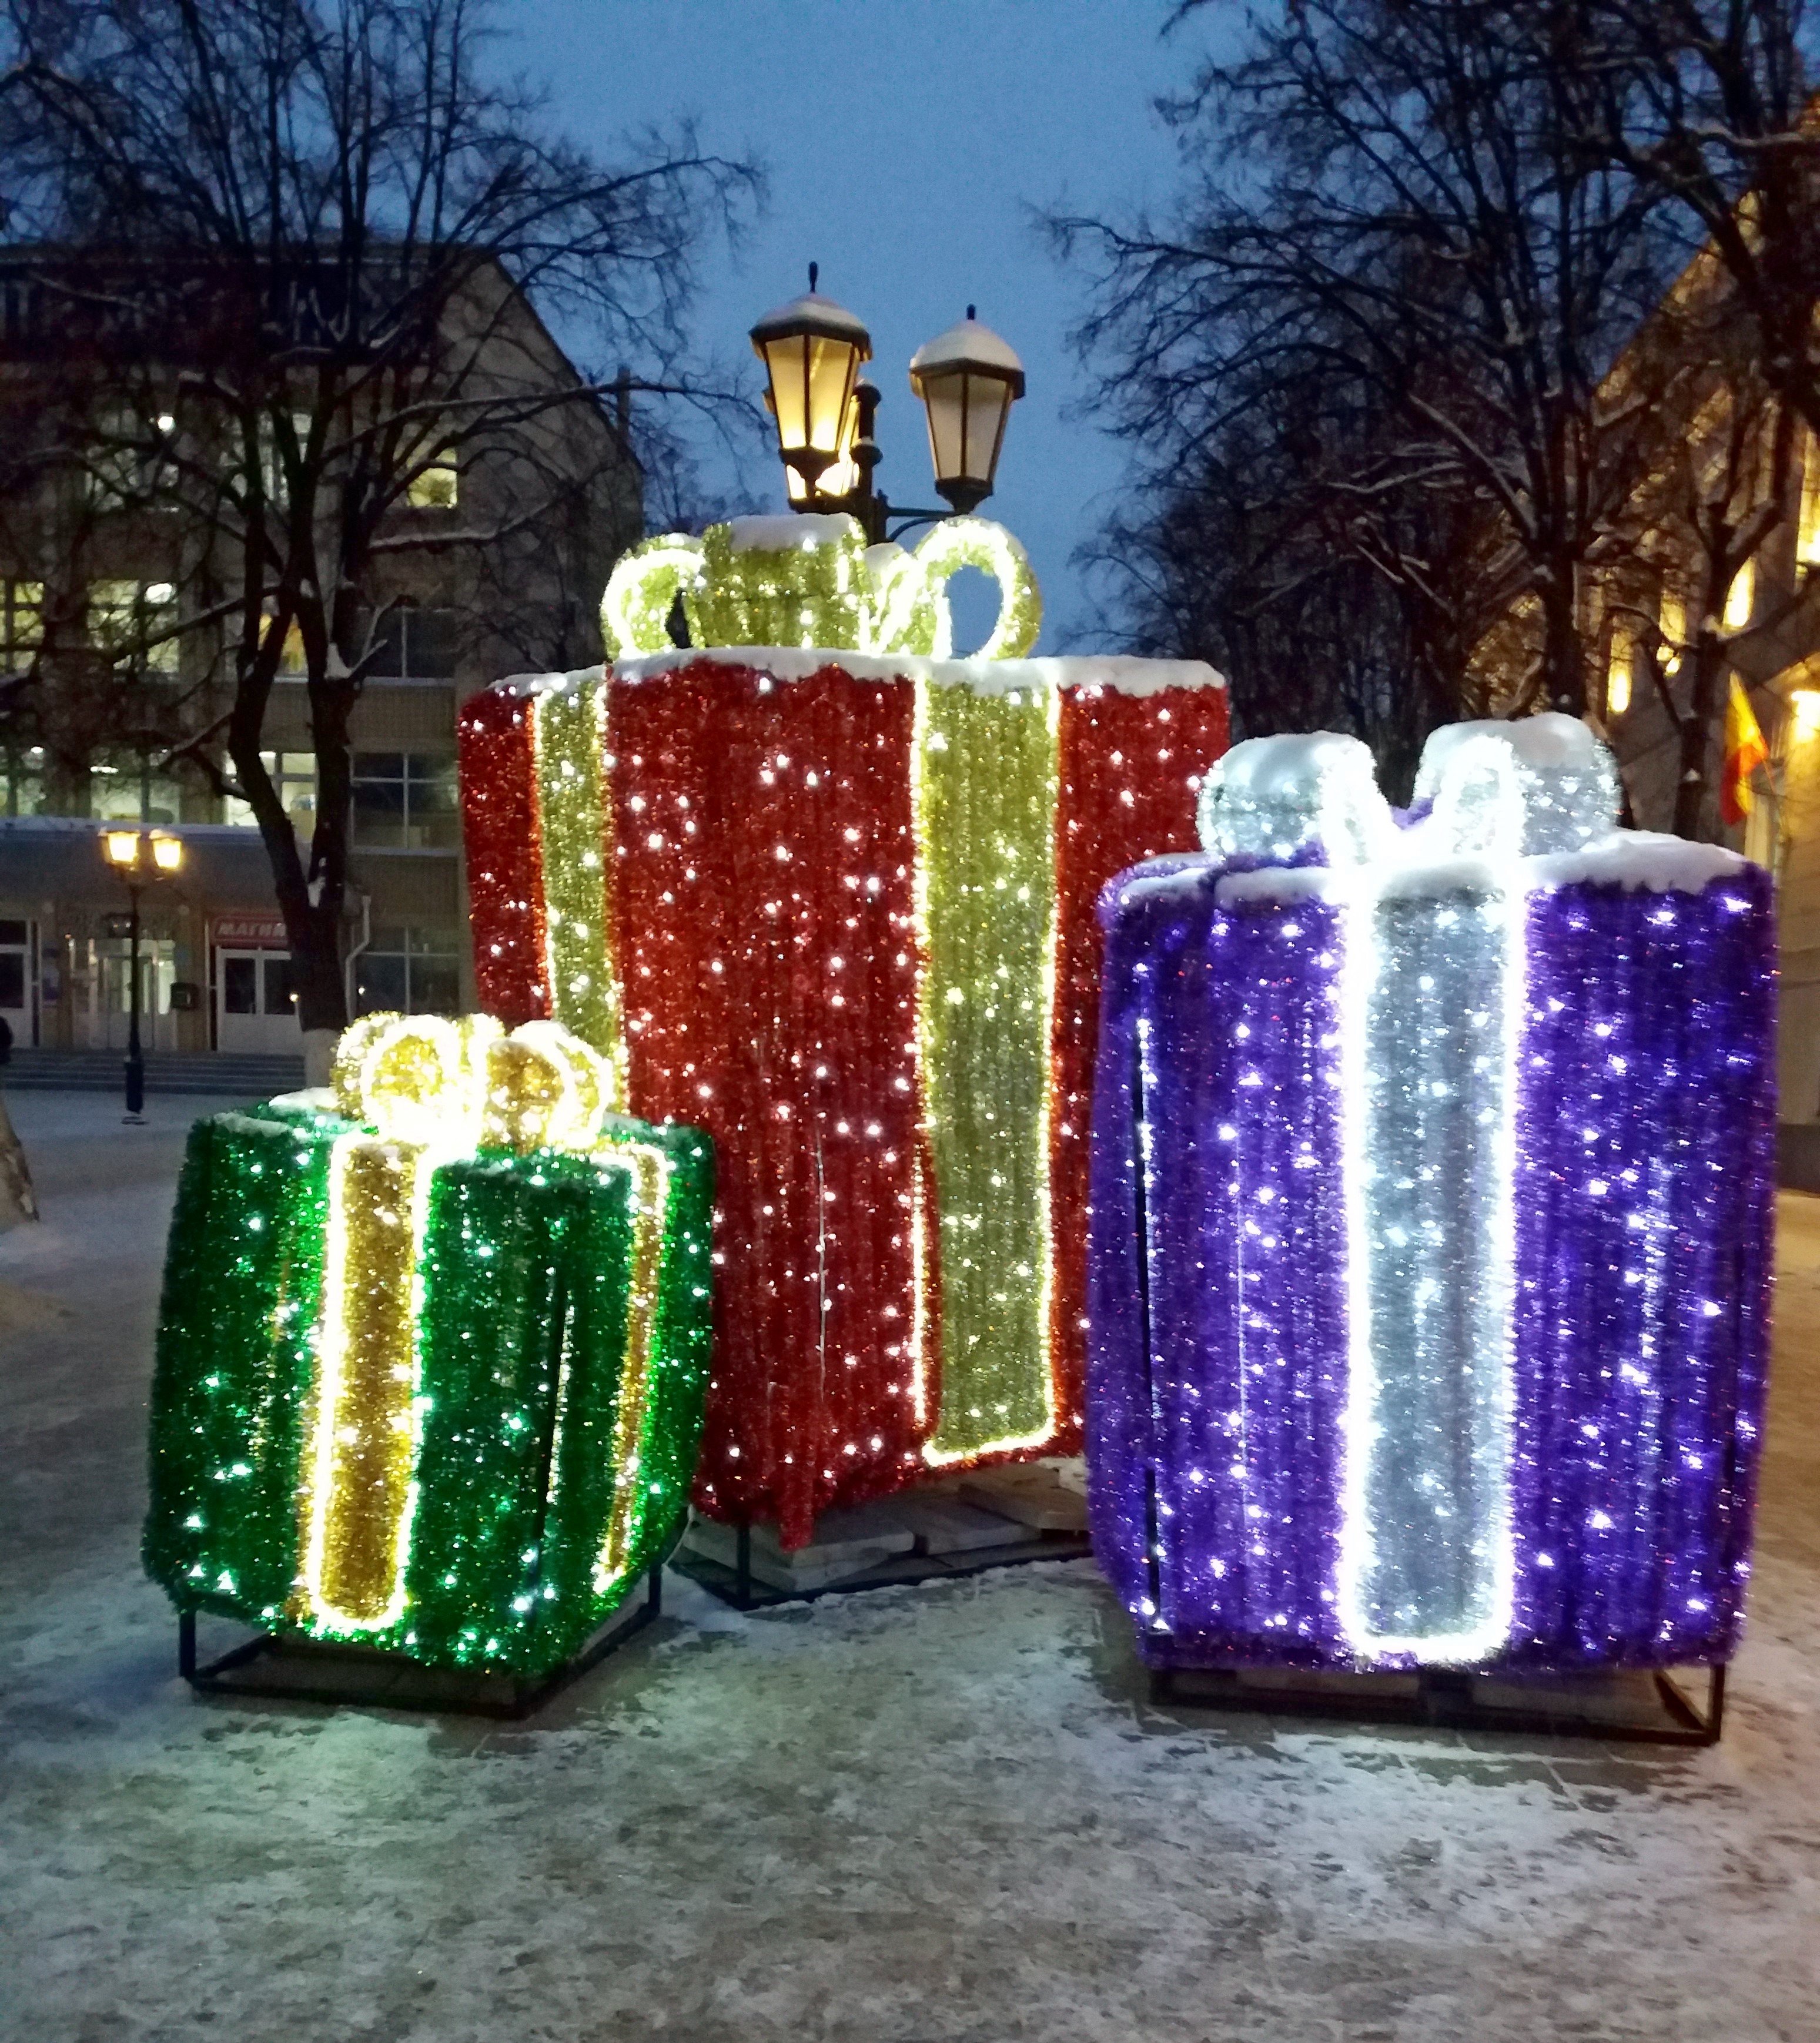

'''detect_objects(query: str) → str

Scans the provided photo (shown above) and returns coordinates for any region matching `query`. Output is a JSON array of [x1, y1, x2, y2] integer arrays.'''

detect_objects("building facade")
[[0, 254, 640, 1060]]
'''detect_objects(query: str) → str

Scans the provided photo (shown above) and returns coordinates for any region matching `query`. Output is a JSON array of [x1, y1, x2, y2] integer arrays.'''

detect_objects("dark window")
[[262, 956, 296, 1016], [409, 608, 457, 678], [223, 956, 257, 1013], [353, 951, 407, 1013], [362, 606, 457, 681], [0, 954, 23, 1007], [353, 925, 459, 1017], [0, 920, 25, 945], [352, 752, 457, 848], [410, 953, 460, 1013]]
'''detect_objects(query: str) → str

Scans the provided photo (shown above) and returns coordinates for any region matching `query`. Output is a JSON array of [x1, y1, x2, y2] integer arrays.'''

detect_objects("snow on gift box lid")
[[1089, 716, 1775, 1675], [457, 647, 1229, 1548]]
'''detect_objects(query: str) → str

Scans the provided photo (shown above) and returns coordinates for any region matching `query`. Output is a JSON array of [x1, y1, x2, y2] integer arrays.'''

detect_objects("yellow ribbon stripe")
[[593, 1141, 672, 1593], [295, 1013, 654, 1637]]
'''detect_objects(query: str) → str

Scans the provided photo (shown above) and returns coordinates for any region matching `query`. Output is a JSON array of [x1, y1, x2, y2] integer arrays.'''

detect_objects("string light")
[[460, 647, 1229, 1545], [1089, 716, 1776, 1674], [144, 1015, 714, 1676]]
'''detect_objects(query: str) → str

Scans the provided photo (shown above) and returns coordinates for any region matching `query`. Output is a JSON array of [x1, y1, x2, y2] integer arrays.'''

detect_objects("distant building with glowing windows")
[[0, 251, 640, 1065], [1468, 244, 1820, 1134]]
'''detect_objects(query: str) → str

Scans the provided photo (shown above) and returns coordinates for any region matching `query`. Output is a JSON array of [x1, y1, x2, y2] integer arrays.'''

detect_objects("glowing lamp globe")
[[750, 270, 871, 498], [149, 833, 183, 873], [783, 386, 862, 505], [103, 829, 141, 869], [908, 310, 1025, 515]]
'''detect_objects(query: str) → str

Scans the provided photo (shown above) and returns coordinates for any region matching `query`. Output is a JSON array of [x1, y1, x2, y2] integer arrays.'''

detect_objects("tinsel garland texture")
[[143, 1020, 714, 1677], [1086, 724, 1776, 1674], [458, 655, 1229, 1545]]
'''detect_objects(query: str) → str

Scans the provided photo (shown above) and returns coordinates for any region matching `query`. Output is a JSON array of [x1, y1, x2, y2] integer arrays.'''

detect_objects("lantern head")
[[909, 309, 1025, 515], [751, 266, 871, 501]]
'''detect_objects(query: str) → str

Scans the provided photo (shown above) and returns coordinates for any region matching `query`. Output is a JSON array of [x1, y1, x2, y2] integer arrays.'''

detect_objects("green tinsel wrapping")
[[143, 1113, 331, 1623], [143, 1103, 713, 1679], [916, 679, 1060, 1459]]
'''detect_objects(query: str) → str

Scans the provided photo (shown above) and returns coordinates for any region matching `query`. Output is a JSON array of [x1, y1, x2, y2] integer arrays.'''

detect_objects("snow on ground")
[[2, 1088, 1818, 2043]]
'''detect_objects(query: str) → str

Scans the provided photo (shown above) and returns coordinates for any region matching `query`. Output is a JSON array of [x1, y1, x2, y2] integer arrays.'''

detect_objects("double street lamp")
[[750, 266, 1026, 542], [101, 826, 183, 1121]]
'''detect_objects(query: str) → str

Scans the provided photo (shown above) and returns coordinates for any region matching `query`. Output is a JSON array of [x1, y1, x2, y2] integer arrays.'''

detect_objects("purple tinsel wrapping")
[[1088, 850, 1776, 1674]]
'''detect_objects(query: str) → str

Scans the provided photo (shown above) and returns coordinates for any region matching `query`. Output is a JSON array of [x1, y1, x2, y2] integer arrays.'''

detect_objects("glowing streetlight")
[[752, 269, 1025, 543], [909, 308, 1026, 516], [750, 266, 871, 501], [98, 826, 185, 1120]]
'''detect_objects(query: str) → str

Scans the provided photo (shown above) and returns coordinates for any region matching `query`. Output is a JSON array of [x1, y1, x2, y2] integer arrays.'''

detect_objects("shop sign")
[[212, 916, 289, 949]]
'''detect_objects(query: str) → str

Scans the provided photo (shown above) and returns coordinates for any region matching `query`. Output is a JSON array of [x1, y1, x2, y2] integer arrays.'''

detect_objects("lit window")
[[1799, 434, 1820, 567], [1606, 627, 1632, 718], [1, 580, 42, 672], [1724, 558, 1756, 632], [406, 447, 458, 511], [3, 743, 46, 817], [223, 751, 317, 835], [90, 748, 184, 824], [88, 579, 179, 674]]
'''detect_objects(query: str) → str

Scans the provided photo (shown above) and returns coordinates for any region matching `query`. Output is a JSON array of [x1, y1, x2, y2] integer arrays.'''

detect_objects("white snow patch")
[[1414, 712, 1607, 801], [1215, 866, 1337, 906], [611, 649, 1224, 699], [1528, 832, 1757, 893], [725, 513, 859, 553], [1209, 732, 1374, 799]]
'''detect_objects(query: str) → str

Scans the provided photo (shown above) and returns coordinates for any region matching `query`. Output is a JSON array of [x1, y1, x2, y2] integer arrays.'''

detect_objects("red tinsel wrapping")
[[606, 659, 931, 1547], [1047, 681, 1232, 1451], [456, 685, 550, 1025]]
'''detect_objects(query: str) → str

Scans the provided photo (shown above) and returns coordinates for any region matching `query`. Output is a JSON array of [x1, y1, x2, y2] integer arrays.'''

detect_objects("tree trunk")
[[0, 1090, 39, 1230], [1672, 627, 1728, 842], [1540, 557, 1586, 716]]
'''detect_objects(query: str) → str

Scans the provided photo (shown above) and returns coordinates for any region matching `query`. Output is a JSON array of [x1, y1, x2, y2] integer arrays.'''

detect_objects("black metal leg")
[[736, 1522, 752, 1608], [178, 1609, 196, 1680], [1654, 1663, 1727, 1744], [647, 1558, 663, 1619]]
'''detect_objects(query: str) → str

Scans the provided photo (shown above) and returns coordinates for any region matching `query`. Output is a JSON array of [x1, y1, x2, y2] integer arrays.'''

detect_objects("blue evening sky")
[[506, 0, 1231, 651]]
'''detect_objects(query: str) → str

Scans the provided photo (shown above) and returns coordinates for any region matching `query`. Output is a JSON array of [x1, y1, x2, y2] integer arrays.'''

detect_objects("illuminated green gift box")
[[143, 1014, 712, 1679]]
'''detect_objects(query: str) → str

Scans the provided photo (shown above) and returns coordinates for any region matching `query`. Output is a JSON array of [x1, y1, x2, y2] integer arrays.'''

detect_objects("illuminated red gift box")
[[459, 650, 1227, 1545]]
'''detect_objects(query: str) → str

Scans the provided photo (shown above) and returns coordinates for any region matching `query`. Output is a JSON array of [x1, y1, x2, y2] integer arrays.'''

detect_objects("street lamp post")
[[751, 268, 1026, 542], [101, 828, 183, 1122]]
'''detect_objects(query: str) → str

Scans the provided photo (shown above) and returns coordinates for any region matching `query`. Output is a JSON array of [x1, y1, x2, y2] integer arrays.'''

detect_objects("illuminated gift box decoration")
[[459, 645, 1229, 1547], [1088, 717, 1776, 1673], [143, 1014, 712, 1677]]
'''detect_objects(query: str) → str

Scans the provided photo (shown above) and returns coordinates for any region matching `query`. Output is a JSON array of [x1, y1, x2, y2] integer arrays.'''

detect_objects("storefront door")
[[216, 947, 300, 1053], [0, 917, 32, 1050], [87, 937, 178, 1051]]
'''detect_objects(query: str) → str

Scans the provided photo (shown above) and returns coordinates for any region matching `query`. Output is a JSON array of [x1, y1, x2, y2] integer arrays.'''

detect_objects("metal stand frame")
[[674, 1519, 1093, 1612], [177, 1561, 664, 1721], [1147, 1660, 1727, 1747]]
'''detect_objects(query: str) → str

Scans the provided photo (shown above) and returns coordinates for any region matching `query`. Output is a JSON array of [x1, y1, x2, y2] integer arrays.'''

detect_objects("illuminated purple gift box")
[[1087, 718, 1776, 1673]]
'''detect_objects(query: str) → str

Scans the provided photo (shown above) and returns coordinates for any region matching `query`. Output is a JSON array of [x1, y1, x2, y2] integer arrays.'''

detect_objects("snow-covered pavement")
[[2, 1088, 1818, 2042]]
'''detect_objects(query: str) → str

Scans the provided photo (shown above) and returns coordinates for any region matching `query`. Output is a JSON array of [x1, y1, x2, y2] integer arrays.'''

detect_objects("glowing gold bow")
[[330, 1012, 620, 1155], [297, 1012, 655, 1635]]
